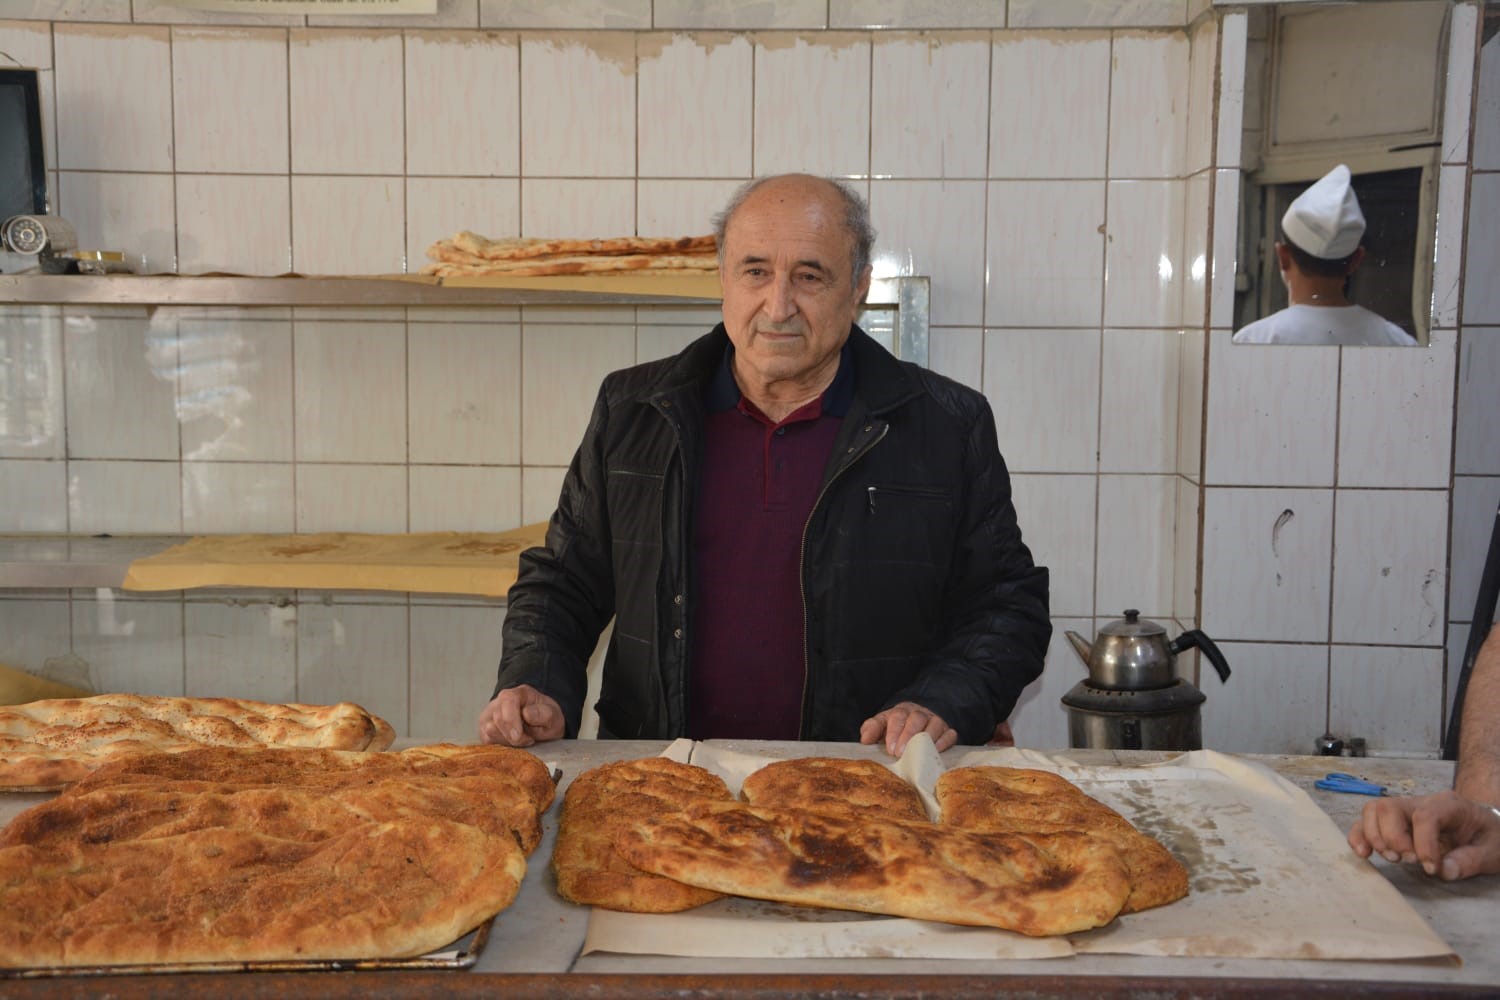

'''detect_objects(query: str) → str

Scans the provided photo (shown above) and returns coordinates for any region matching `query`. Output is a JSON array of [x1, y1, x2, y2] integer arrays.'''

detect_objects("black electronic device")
[[0, 67, 47, 221]]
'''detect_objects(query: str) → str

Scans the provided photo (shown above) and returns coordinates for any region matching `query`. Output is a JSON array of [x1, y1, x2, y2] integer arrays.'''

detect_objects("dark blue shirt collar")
[[707, 334, 856, 418]]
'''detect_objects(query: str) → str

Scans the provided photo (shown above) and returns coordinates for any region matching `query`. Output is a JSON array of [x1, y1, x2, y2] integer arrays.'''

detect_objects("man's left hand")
[[859, 702, 958, 756]]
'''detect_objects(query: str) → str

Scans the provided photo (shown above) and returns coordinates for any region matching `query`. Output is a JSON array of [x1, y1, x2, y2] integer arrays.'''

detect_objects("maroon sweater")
[[686, 347, 852, 740]]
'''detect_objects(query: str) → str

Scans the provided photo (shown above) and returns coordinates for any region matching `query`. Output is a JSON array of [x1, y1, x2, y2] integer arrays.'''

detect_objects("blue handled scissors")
[[1315, 772, 1386, 796]]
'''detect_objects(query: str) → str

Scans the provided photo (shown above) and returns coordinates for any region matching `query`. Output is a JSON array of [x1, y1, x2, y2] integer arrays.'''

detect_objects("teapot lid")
[[1098, 609, 1167, 639]]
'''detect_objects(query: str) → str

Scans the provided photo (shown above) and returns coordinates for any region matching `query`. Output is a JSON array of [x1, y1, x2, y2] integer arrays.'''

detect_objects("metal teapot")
[[1060, 610, 1231, 750]]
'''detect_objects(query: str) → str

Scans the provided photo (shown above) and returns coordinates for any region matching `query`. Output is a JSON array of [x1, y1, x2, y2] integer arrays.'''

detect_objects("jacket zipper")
[[866, 483, 950, 512], [797, 420, 890, 738], [653, 394, 690, 737]]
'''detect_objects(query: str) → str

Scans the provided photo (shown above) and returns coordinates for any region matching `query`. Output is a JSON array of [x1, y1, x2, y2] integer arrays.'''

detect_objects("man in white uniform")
[[1232, 164, 1417, 346]]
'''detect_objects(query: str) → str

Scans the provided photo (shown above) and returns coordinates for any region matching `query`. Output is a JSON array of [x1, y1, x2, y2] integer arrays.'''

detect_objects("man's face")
[[718, 177, 871, 395]]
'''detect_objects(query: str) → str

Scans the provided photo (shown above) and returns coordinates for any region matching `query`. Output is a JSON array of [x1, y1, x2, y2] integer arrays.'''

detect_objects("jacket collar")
[[646, 323, 921, 417]]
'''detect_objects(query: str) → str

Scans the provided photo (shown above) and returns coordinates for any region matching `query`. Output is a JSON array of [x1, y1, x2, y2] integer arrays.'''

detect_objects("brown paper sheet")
[[581, 742, 1454, 964], [120, 525, 549, 597]]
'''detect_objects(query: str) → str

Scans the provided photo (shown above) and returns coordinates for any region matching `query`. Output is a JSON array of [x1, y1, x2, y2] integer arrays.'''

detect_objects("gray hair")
[[712, 175, 876, 289]]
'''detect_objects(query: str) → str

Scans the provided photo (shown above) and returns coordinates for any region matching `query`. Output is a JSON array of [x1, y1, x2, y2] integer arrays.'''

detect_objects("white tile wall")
[[1104, 180, 1185, 327], [296, 601, 409, 731], [63, 314, 178, 460], [184, 601, 297, 702], [753, 33, 871, 177], [870, 31, 989, 179], [521, 178, 635, 238], [1462, 173, 1500, 325], [182, 462, 295, 533], [0, 598, 71, 678], [636, 178, 738, 238], [1107, 31, 1188, 179], [983, 328, 1100, 474], [53, 24, 172, 171], [0, 459, 66, 530], [177, 316, 294, 462], [293, 320, 406, 463], [870, 180, 986, 326], [985, 181, 1105, 327], [409, 465, 521, 532], [1183, 16, 1216, 177], [1008, 618, 1092, 750], [651, 0, 825, 31], [1330, 489, 1448, 647], [294, 463, 407, 532], [520, 323, 634, 465], [520, 34, 636, 178], [175, 174, 292, 276], [407, 322, 519, 464], [1328, 645, 1443, 754], [406, 177, 520, 270], [72, 596, 184, 695], [1447, 474, 1500, 626], [834, 1, 1007, 30], [479, 0, 644, 29], [0, 307, 64, 459], [409, 603, 505, 737], [404, 30, 519, 177], [1099, 329, 1179, 473], [1475, 31, 1500, 172], [171, 27, 288, 174], [927, 327, 982, 393], [988, 32, 1110, 180], [1201, 641, 1327, 754], [1335, 329, 1455, 489], [1096, 473, 1175, 618], [1009, 1, 1186, 29], [289, 30, 402, 175], [1455, 327, 1500, 476], [290, 176, 406, 274], [1009, 473, 1096, 618], [637, 32, 752, 178], [68, 460, 182, 533], [57, 171, 177, 274]]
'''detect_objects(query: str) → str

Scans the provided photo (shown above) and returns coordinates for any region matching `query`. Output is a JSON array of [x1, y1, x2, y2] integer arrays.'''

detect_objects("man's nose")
[[765, 274, 798, 322]]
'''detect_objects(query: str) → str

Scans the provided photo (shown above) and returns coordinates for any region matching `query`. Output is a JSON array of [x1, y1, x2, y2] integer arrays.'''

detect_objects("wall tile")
[[638, 32, 752, 179], [1331, 489, 1448, 646], [408, 321, 520, 464], [1099, 329, 1179, 473], [0, 2, 127, 21], [521, 323, 634, 465], [176, 174, 292, 276], [53, 24, 172, 171], [1449, 475, 1500, 626], [1180, 171, 1209, 326], [1432, 164, 1467, 330], [177, 316, 294, 462], [0, 459, 66, 530], [72, 596, 184, 696], [182, 462, 294, 533], [834, 1, 1004, 29], [1009, 0, 1187, 29], [405, 177, 520, 274], [184, 602, 297, 701], [870, 180, 985, 326], [0, 598, 70, 678], [521, 465, 565, 525], [1176, 326, 1204, 480], [984, 181, 1105, 327], [520, 178, 635, 238], [294, 463, 406, 533], [0, 306, 63, 458], [1008, 474, 1096, 618], [1182, 16, 1216, 177], [1445, 621, 1469, 734], [1108, 31, 1188, 178], [172, 27, 288, 173], [289, 30, 402, 175], [1329, 645, 1443, 754], [637, 323, 704, 364], [1201, 641, 1327, 754], [1009, 619, 1092, 750], [57, 171, 177, 274], [1440, 1, 1478, 166], [1215, 13, 1247, 170], [1474, 31, 1500, 171], [1200, 486, 1333, 642], [1208, 169, 1239, 329], [870, 31, 989, 179], [64, 314, 178, 460], [983, 328, 1100, 474], [132, 0, 303, 25], [636, 178, 738, 238], [520, 34, 635, 177], [652, 0, 825, 30], [1173, 474, 1199, 622], [1096, 474, 1175, 619], [1462, 172, 1500, 325], [297, 602, 408, 733], [1104, 180, 1184, 328], [478, 0, 643, 28], [1336, 328, 1455, 489], [753, 33, 870, 177], [927, 326, 982, 393], [988, 32, 1110, 180], [68, 460, 182, 533], [307, 0, 477, 28], [293, 320, 405, 463], [409, 465, 521, 532], [1455, 326, 1500, 476], [405, 30, 519, 177], [291, 176, 405, 275], [1204, 329, 1338, 487], [410, 604, 505, 738]]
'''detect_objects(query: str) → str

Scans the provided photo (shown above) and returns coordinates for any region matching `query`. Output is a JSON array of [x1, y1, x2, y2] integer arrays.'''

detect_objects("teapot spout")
[[1064, 630, 1093, 668]]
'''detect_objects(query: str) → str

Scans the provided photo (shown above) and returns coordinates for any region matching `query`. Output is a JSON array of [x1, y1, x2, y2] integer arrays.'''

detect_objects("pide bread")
[[740, 756, 928, 822], [936, 766, 1189, 913], [552, 757, 733, 913], [0, 743, 552, 968], [0, 694, 396, 791]]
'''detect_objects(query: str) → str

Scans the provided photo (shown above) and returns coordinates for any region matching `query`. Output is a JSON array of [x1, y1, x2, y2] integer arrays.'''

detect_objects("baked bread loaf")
[[552, 757, 733, 912], [616, 801, 1132, 936], [740, 756, 928, 821], [0, 693, 395, 791], [936, 765, 1189, 913]]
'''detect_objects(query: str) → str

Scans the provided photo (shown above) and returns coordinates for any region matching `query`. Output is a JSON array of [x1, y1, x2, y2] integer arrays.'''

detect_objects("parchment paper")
[[120, 524, 548, 597], [580, 741, 1454, 963]]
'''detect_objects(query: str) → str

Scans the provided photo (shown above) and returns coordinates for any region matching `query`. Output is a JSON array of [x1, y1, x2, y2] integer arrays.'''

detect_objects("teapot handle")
[[1170, 630, 1231, 683]]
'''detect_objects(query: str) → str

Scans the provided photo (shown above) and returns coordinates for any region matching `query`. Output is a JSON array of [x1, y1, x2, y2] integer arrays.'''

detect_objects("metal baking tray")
[[2, 914, 494, 979]]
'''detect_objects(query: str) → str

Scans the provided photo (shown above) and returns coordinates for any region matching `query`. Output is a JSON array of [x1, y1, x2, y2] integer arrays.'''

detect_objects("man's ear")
[[1345, 246, 1366, 275], [855, 265, 873, 307], [1273, 241, 1293, 274]]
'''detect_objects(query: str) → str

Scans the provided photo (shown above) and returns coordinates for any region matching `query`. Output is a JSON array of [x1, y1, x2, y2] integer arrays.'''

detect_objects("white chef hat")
[[1281, 164, 1365, 259]]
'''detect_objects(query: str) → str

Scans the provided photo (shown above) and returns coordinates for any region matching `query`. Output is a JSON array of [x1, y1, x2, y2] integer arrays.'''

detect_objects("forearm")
[[1455, 629, 1500, 804]]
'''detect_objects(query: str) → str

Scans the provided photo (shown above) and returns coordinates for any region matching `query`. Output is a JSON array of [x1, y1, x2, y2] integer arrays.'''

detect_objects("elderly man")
[[1233, 164, 1416, 346], [478, 173, 1050, 756], [1348, 627, 1500, 880]]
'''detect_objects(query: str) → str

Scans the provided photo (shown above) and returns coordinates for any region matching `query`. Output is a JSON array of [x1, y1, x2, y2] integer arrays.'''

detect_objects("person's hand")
[[858, 701, 957, 756], [477, 685, 565, 747], [1347, 790, 1500, 881]]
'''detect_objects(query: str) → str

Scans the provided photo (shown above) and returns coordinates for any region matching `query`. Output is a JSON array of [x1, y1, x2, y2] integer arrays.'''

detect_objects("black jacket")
[[494, 324, 1051, 745]]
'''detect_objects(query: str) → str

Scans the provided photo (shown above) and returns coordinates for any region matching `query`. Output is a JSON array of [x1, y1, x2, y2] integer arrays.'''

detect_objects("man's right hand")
[[1347, 790, 1500, 881], [477, 685, 565, 747]]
